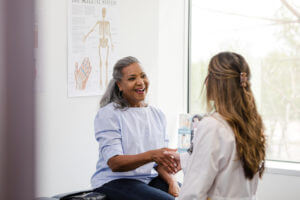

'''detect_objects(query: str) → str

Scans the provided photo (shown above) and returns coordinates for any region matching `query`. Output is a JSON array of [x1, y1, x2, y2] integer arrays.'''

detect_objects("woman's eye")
[[128, 77, 135, 81], [141, 74, 147, 78]]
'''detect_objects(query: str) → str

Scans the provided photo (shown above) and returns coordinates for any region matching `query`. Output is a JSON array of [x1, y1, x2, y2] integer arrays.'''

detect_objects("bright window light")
[[189, 0, 300, 163]]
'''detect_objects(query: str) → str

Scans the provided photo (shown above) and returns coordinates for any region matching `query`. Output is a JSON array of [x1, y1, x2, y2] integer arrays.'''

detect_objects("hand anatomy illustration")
[[74, 57, 92, 90], [83, 7, 114, 88]]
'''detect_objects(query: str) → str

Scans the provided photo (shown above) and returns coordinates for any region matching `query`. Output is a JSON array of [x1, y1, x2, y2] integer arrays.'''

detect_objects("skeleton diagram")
[[83, 7, 114, 88]]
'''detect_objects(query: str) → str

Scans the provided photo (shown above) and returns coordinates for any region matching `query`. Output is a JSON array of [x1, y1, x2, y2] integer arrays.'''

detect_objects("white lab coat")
[[177, 112, 258, 200]]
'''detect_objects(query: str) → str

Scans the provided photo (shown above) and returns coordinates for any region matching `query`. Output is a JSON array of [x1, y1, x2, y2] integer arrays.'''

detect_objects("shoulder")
[[95, 103, 120, 120], [148, 105, 164, 115], [148, 105, 166, 120], [196, 112, 235, 144], [94, 103, 121, 130], [198, 113, 230, 130], [196, 114, 221, 130]]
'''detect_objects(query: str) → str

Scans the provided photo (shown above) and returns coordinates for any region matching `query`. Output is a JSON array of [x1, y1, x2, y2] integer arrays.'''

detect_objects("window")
[[189, 0, 300, 163]]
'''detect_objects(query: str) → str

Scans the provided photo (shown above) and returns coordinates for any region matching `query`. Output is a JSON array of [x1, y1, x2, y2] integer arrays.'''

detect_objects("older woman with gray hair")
[[91, 56, 180, 200]]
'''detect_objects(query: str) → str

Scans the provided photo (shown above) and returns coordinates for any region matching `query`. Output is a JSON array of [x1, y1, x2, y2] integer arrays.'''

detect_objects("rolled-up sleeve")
[[94, 108, 123, 164]]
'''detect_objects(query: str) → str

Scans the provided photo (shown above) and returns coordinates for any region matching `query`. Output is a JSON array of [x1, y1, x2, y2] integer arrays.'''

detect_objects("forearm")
[[157, 165, 180, 197], [107, 148, 178, 173], [107, 151, 153, 172], [156, 165, 177, 184]]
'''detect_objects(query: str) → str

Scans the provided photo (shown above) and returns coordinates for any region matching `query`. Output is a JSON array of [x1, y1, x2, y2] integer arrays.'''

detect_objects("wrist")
[[167, 178, 177, 185], [145, 150, 154, 163]]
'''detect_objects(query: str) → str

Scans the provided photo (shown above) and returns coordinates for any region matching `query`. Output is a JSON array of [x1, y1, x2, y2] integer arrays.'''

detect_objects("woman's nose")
[[136, 77, 144, 85]]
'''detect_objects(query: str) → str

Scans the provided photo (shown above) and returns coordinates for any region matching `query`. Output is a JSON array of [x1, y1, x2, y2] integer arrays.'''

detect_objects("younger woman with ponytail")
[[177, 52, 266, 200]]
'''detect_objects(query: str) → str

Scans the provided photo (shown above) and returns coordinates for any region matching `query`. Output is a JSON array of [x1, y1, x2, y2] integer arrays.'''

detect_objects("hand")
[[151, 148, 178, 174], [168, 181, 180, 197], [74, 57, 92, 90], [164, 151, 181, 172]]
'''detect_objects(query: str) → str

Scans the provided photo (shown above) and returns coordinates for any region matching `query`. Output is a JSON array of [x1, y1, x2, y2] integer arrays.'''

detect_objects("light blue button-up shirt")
[[91, 103, 168, 189]]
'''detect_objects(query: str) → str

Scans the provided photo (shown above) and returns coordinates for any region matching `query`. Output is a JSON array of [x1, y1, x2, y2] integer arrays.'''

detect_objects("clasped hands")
[[151, 148, 181, 174]]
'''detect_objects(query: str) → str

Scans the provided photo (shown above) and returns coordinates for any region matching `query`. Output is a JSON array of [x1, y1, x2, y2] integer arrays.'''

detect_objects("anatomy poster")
[[68, 0, 119, 97]]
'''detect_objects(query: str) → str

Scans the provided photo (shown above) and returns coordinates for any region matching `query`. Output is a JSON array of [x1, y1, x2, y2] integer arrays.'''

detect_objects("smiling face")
[[117, 63, 149, 107]]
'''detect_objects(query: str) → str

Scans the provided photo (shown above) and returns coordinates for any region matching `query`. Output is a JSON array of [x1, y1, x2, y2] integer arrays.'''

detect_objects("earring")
[[118, 90, 123, 97]]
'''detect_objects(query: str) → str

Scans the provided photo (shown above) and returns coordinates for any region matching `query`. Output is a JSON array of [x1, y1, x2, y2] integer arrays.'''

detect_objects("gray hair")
[[100, 56, 140, 108]]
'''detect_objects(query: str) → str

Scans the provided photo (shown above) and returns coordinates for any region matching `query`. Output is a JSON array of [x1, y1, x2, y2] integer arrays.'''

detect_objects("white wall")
[[36, 0, 98, 196], [36, 0, 186, 197], [157, 0, 188, 147]]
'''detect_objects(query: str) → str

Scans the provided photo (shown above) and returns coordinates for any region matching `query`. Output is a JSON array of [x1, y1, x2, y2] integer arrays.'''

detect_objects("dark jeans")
[[94, 176, 175, 200]]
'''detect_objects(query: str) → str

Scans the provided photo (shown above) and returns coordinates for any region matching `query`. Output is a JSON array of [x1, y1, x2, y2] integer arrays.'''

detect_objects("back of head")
[[100, 56, 139, 108], [206, 52, 266, 179]]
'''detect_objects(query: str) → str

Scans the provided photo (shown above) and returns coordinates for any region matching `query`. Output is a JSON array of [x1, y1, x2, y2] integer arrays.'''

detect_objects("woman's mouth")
[[135, 88, 145, 94]]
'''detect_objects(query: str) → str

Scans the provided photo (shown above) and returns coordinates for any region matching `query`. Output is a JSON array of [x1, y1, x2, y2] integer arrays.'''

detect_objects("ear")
[[116, 81, 122, 91]]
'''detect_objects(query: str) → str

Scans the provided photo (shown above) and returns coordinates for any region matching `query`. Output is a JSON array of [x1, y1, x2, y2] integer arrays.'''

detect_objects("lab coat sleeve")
[[178, 117, 232, 200], [179, 152, 189, 174]]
